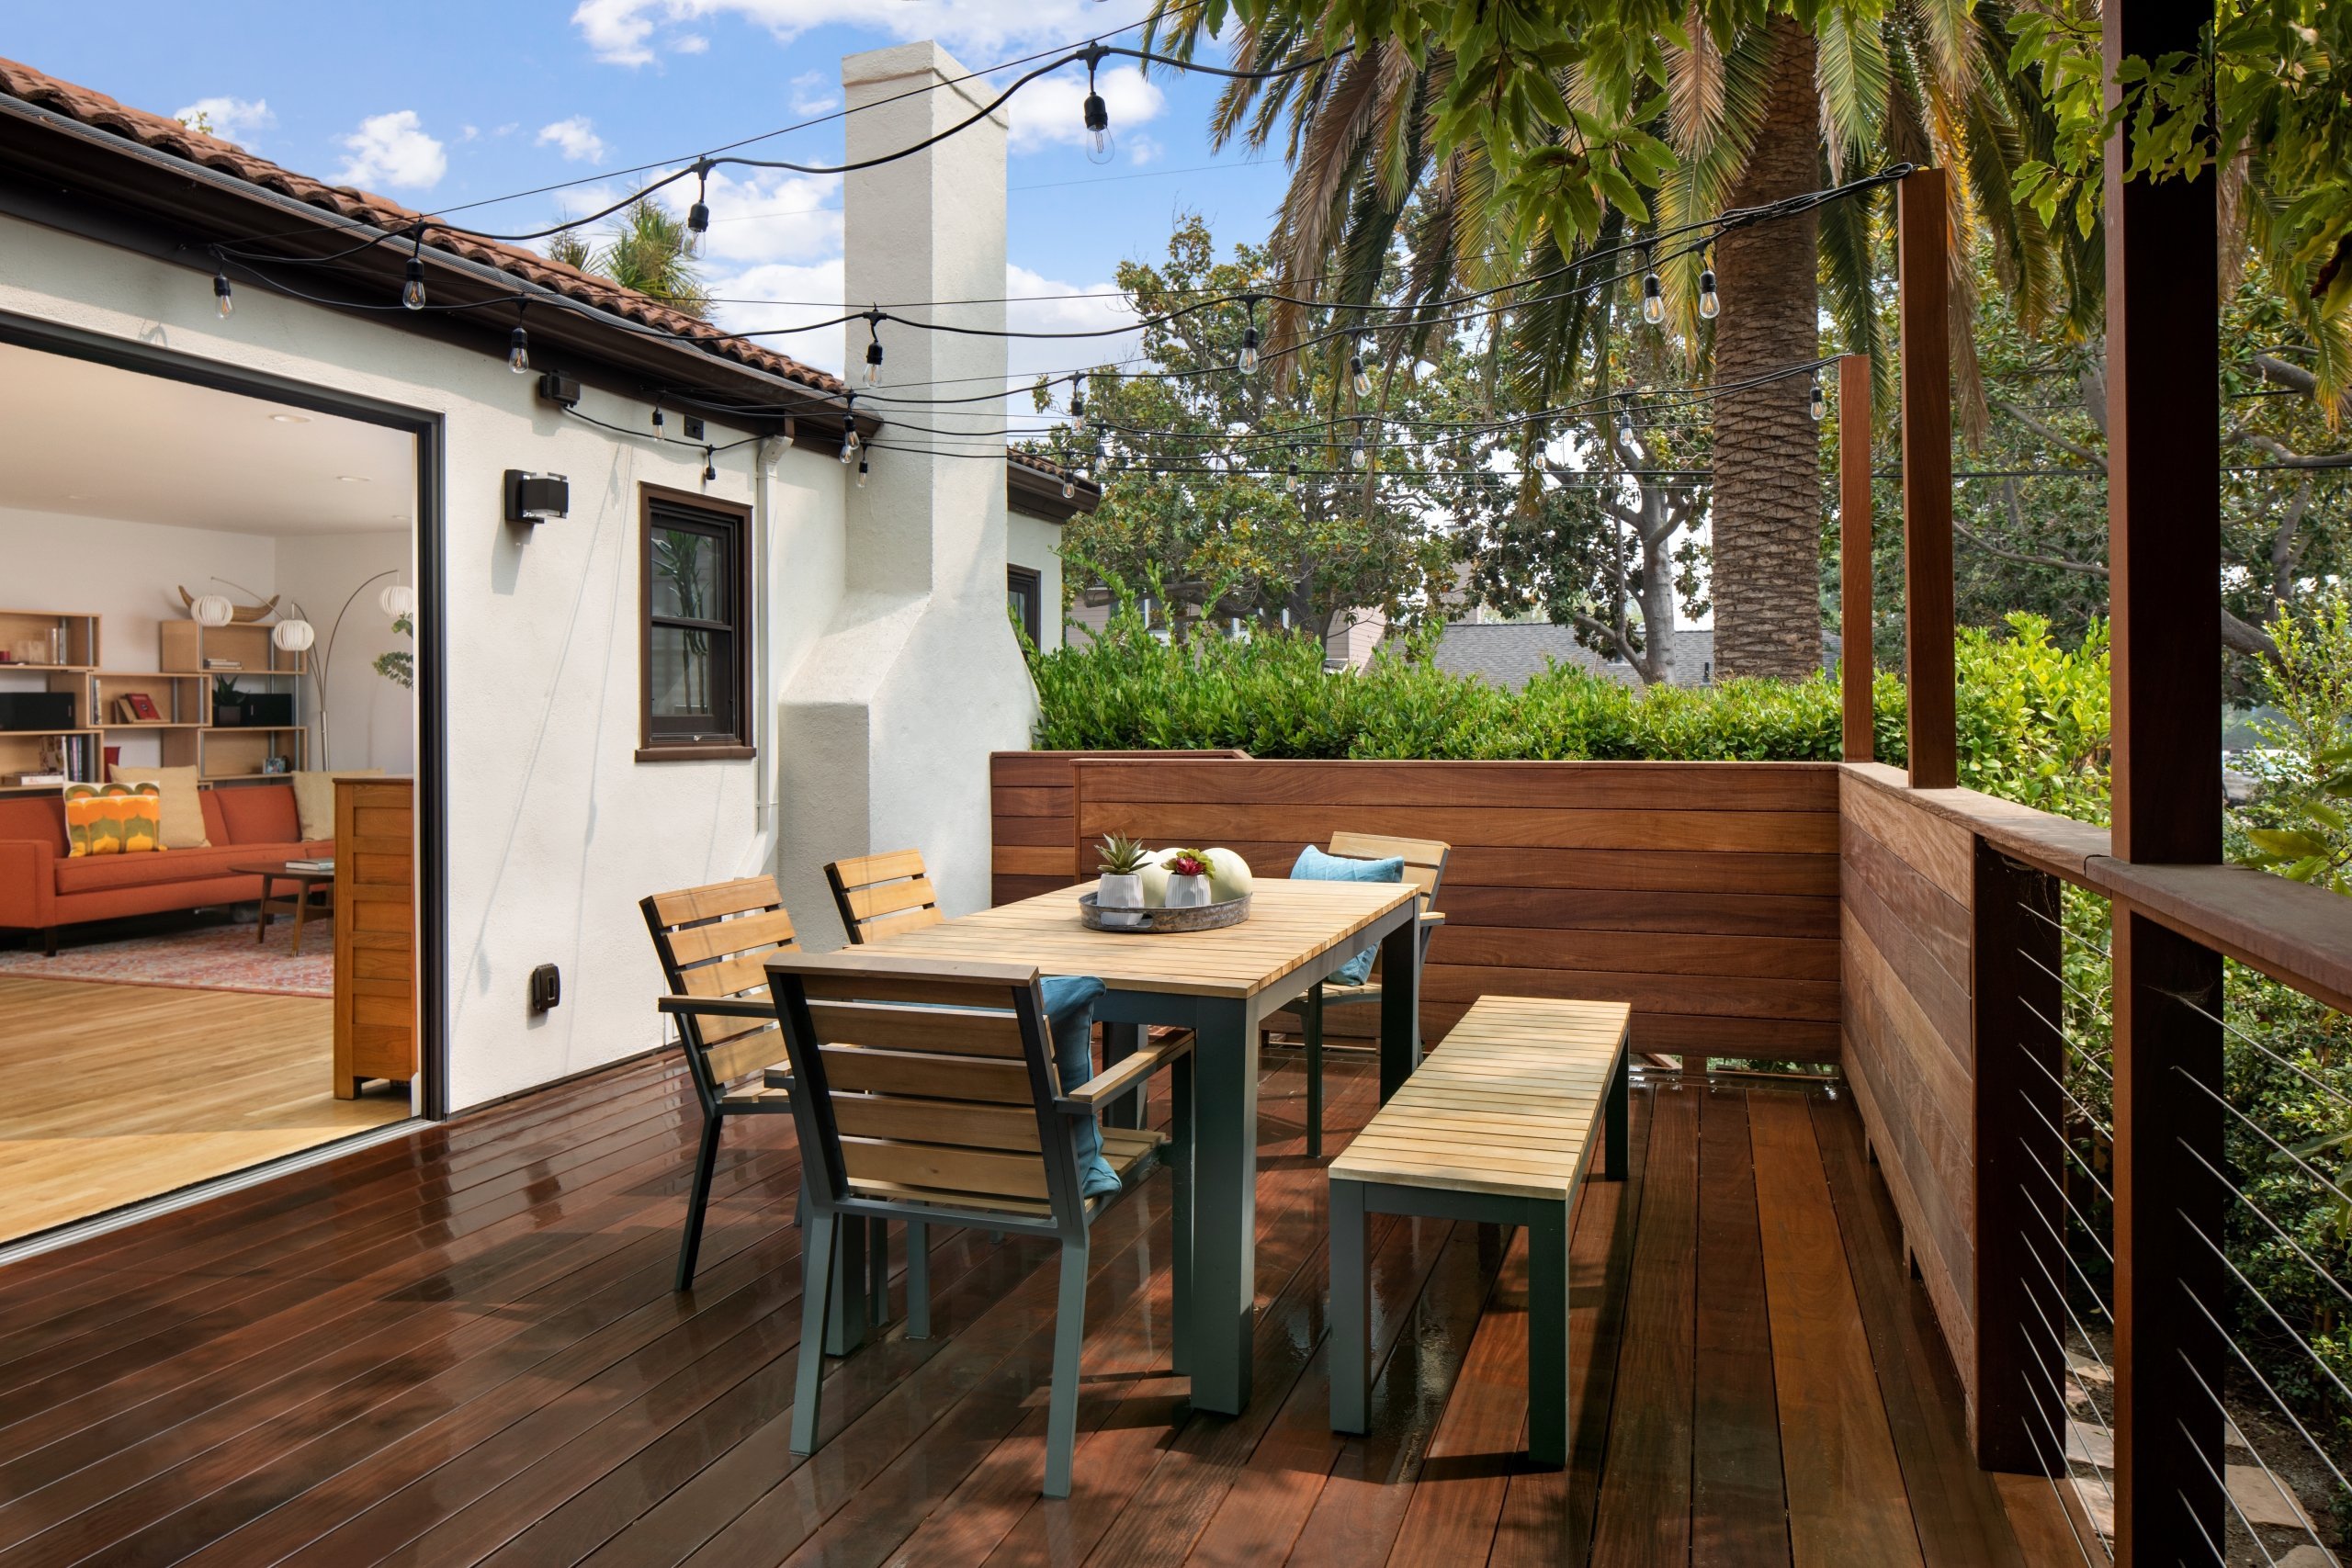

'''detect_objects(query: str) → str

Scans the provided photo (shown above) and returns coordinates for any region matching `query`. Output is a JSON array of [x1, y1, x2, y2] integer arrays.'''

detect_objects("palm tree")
[[1148, 2, 2068, 677], [546, 197, 713, 319]]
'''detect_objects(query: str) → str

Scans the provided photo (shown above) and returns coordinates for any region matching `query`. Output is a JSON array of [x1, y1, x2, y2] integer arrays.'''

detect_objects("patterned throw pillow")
[[63, 782, 164, 858]]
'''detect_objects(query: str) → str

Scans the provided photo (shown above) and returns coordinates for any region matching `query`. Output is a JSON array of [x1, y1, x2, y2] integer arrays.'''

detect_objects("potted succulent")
[[1163, 848, 1216, 908], [1094, 834, 1150, 927], [211, 674, 244, 728]]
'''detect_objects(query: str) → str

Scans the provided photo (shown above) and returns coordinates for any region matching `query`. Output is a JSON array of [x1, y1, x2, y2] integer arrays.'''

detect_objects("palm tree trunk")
[[1708, 15, 1822, 679]]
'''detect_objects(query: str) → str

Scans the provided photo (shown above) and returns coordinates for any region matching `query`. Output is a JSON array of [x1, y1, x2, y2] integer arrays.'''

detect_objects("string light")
[[1350, 420, 1369, 470], [1808, 374, 1827, 421], [702, 446, 717, 482], [651, 400, 665, 433], [1238, 298, 1260, 378], [1349, 340, 1374, 400], [1615, 395, 1635, 444], [856, 449, 871, 488], [684, 162, 711, 259], [1069, 374, 1087, 433], [863, 311, 885, 387], [1697, 254, 1720, 321], [1081, 48, 1114, 165], [213, 271, 233, 319], [401, 232, 427, 310], [508, 304, 530, 375], [1061, 470, 1077, 500], [1286, 446, 1300, 493], [1640, 253, 1665, 326], [841, 394, 860, 463]]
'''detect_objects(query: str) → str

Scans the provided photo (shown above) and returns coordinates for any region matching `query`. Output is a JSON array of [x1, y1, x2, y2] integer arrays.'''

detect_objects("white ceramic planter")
[[1096, 873, 1146, 928], [1164, 873, 1213, 908]]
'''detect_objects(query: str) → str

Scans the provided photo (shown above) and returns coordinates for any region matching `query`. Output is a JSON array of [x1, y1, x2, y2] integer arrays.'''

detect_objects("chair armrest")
[[1057, 1029, 1194, 1112], [656, 994, 776, 1020], [1419, 909, 1446, 928]]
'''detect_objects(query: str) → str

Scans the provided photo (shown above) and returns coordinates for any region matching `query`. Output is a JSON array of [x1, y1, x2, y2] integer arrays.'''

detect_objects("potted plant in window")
[[1094, 834, 1150, 928], [1163, 848, 1215, 908], [212, 675, 244, 728]]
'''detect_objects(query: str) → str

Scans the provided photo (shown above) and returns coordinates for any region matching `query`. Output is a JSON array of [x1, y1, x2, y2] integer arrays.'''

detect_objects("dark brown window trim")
[[1008, 563, 1044, 648], [638, 481, 755, 761]]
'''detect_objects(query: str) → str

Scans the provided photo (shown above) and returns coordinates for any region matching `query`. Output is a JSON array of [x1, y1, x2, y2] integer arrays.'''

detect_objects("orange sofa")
[[0, 784, 331, 953]]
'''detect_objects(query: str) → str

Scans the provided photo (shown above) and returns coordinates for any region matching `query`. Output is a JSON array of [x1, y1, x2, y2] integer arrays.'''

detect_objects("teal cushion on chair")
[[1290, 845, 1406, 986], [1039, 975, 1120, 1197]]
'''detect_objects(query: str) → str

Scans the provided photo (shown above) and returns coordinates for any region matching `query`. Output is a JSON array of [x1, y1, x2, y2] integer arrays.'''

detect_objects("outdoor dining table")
[[846, 874, 1424, 1415]]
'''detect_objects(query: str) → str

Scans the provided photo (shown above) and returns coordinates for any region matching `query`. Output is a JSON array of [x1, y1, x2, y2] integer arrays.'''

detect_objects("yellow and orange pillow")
[[64, 782, 164, 858]]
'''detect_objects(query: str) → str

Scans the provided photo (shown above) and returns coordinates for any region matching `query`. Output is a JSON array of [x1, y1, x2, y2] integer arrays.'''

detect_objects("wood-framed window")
[[1007, 563, 1043, 649], [638, 484, 755, 761]]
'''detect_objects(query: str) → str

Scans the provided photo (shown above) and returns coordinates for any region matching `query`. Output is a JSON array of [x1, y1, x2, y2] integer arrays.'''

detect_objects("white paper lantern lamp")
[[271, 618, 316, 653], [379, 584, 417, 618], [189, 594, 234, 627]]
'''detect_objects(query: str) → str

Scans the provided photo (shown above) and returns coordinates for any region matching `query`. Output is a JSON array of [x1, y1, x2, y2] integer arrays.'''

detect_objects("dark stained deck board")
[[0, 1049, 2054, 1568]]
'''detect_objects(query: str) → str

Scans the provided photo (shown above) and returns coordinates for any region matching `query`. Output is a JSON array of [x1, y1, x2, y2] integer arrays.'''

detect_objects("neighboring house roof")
[[0, 56, 846, 399], [1432, 623, 1724, 689], [1005, 449, 1101, 519]]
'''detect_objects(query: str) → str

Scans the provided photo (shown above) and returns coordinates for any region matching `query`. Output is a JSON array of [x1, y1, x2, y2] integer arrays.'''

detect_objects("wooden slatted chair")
[[765, 950, 1194, 1499], [825, 849, 944, 945], [1263, 831, 1451, 1156]]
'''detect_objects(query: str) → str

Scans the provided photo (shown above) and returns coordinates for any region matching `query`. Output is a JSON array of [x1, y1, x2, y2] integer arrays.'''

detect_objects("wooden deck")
[[0, 1044, 2074, 1565]]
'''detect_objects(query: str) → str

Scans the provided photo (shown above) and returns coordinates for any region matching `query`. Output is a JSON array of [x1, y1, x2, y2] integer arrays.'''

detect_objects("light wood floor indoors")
[[0, 976, 410, 1244], [0, 1043, 2081, 1564]]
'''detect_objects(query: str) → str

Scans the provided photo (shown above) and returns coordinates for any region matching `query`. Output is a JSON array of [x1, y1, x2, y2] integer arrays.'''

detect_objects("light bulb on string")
[[1061, 470, 1076, 500], [651, 401, 665, 434], [1808, 374, 1827, 422], [213, 270, 233, 319], [1640, 258, 1664, 326], [702, 447, 717, 483], [1697, 258, 1720, 321], [1069, 374, 1087, 433], [1615, 395, 1635, 446], [840, 396, 860, 464], [684, 161, 712, 259], [863, 311, 885, 387], [1349, 342, 1374, 400], [1286, 446, 1300, 494], [856, 451, 871, 489], [1081, 51, 1114, 165], [1350, 422, 1370, 471], [401, 240, 427, 311], [1238, 299, 1260, 378], [507, 304, 530, 375]]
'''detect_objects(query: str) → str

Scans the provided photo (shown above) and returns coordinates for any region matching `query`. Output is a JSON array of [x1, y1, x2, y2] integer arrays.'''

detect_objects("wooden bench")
[[1328, 995, 1632, 1466]]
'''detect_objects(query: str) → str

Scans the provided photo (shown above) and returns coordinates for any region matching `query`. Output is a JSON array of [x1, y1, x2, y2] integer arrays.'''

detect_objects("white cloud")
[[572, 0, 1159, 67], [1003, 64, 1165, 155], [173, 96, 273, 148], [673, 32, 709, 52], [1127, 133, 1162, 167], [537, 116, 608, 164], [789, 69, 839, 118], [334, 110, 447, 191]]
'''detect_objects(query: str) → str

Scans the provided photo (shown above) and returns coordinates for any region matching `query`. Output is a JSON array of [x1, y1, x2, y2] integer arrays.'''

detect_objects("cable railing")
[[1991, 861, 2348, 1566]]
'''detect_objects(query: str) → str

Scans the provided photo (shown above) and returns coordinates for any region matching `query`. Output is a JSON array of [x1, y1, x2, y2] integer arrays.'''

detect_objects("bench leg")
[[1605, 1049, 1630, 1180], [1044, 1235, 1091, 1498], [1526, 1201, 1571, 1468], [1305, 985, 1325, 1159], [1329, 1177, 1370, 1433]]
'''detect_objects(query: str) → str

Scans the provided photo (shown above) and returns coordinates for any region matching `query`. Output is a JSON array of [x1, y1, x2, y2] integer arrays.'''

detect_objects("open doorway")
[[0, 341, 421, 1243]]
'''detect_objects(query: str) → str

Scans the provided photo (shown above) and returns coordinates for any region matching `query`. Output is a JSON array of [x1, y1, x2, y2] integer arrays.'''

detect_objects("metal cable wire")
[[2177, 1137, 2352, 1311], [2175, 1416, 2283, 1568], [2178, 1343, 2342, 1559], [2020, 945, 2113, 1019], [2015, 1039, 2119, 1145], [2020, 1134, 2120, 1268], [2018, 1282, 2120, 1508], [2020, 1086, 2118, 1203], [2018, 1412, 2111, 1565], [2170, 1066, 2352, 1212], [2179, 1287, 2352, 1499], [2164, 988, 2352, 1119], [2022, 1203, 2117, 1333], [2018, 993, 2117, 1084], [2020, 897, 2112, 958], [2177, 1209, 2352, 1404]]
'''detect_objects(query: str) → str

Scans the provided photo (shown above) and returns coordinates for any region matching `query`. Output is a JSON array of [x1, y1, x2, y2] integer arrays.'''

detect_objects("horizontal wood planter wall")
[[995, 752, 1844, 1064]]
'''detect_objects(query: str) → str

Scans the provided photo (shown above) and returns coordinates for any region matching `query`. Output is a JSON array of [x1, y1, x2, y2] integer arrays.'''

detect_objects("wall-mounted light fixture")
[[504, 469, 570, 525]]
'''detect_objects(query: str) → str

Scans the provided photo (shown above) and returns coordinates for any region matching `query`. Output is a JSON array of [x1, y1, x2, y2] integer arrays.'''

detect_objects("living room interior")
[[0, 341, 421, 1245]]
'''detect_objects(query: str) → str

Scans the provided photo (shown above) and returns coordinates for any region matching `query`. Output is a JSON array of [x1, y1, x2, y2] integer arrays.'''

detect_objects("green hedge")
[[1030, 610, 2109, 810]]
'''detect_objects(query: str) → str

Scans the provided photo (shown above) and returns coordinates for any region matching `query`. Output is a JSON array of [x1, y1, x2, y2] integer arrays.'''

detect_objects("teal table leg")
[[1329, 1177, 1369, 1432], [1188, 995, 1258, 1415], [1526, 1200, 1571, 1466], [1376, 910, 1419, 1101]]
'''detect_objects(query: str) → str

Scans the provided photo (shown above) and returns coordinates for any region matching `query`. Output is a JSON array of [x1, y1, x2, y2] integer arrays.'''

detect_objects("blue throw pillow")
[[1038, 975, 1120, 1197], [1290, 845, 1405, 986]]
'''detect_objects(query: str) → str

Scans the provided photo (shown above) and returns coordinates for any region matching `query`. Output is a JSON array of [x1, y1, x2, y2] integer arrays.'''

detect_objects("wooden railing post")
[[2103, 0, 2225, 1551], [1838, 353, 1875, 761], [1970, 842, 2068, 1473], [1895, 169, 1956, 789]]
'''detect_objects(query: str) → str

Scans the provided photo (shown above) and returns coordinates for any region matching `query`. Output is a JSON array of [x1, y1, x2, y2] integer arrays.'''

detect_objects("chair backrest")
[[825, 849, 945, 945], [639, 875, 799, 1106], [1326, 830, 1450, 985], [765, 951, 1087, 1233]]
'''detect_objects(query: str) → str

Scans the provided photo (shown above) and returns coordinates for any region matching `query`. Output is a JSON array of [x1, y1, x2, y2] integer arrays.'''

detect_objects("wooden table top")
[[853, 877, 1419, 999], [1330, 995, 1631, 1200]]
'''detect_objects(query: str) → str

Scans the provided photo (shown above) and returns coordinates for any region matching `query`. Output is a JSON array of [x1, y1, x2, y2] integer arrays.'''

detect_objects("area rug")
[[0, 923, 333, 998]]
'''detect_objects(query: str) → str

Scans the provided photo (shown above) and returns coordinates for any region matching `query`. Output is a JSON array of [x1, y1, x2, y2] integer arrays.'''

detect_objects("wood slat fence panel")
[[1002, 754, 1845, 1064], [988, 750, 1247, 905]]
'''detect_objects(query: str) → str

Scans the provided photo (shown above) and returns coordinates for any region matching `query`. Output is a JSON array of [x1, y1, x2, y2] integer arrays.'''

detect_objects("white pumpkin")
[[1204, 848, 1254, 902], [1136, 847, 1179, 907]]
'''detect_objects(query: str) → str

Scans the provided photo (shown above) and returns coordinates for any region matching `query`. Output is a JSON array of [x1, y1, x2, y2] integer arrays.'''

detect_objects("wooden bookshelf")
[[0, 612, 100, 792], [159, 622, 308, 782]]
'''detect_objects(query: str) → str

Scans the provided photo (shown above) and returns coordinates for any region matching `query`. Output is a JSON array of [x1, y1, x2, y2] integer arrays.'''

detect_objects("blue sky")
[[6, 1, 1295, 386]]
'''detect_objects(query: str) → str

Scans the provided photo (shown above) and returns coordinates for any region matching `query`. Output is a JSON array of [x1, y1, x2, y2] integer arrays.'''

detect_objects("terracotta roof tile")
[[0, 54, 844, 397]]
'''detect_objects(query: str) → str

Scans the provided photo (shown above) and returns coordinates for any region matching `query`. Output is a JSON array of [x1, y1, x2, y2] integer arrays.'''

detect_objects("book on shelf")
[[203, 658, 243, 671], [6, 773, 66, 787], [119, 692, 162, 722]]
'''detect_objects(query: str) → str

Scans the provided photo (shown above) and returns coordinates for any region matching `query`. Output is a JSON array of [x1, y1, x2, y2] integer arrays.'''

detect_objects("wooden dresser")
[[334, 775, 416, 1098]]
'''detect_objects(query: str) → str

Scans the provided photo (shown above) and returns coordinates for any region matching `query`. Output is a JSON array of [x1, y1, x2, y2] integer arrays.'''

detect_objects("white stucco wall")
[[0, 210, 846, 1109], [1006, 510, 1066, 649]]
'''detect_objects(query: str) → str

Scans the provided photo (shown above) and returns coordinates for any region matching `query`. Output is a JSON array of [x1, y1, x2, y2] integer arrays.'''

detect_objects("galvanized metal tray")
[[1077, 891, 1252, 933]]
